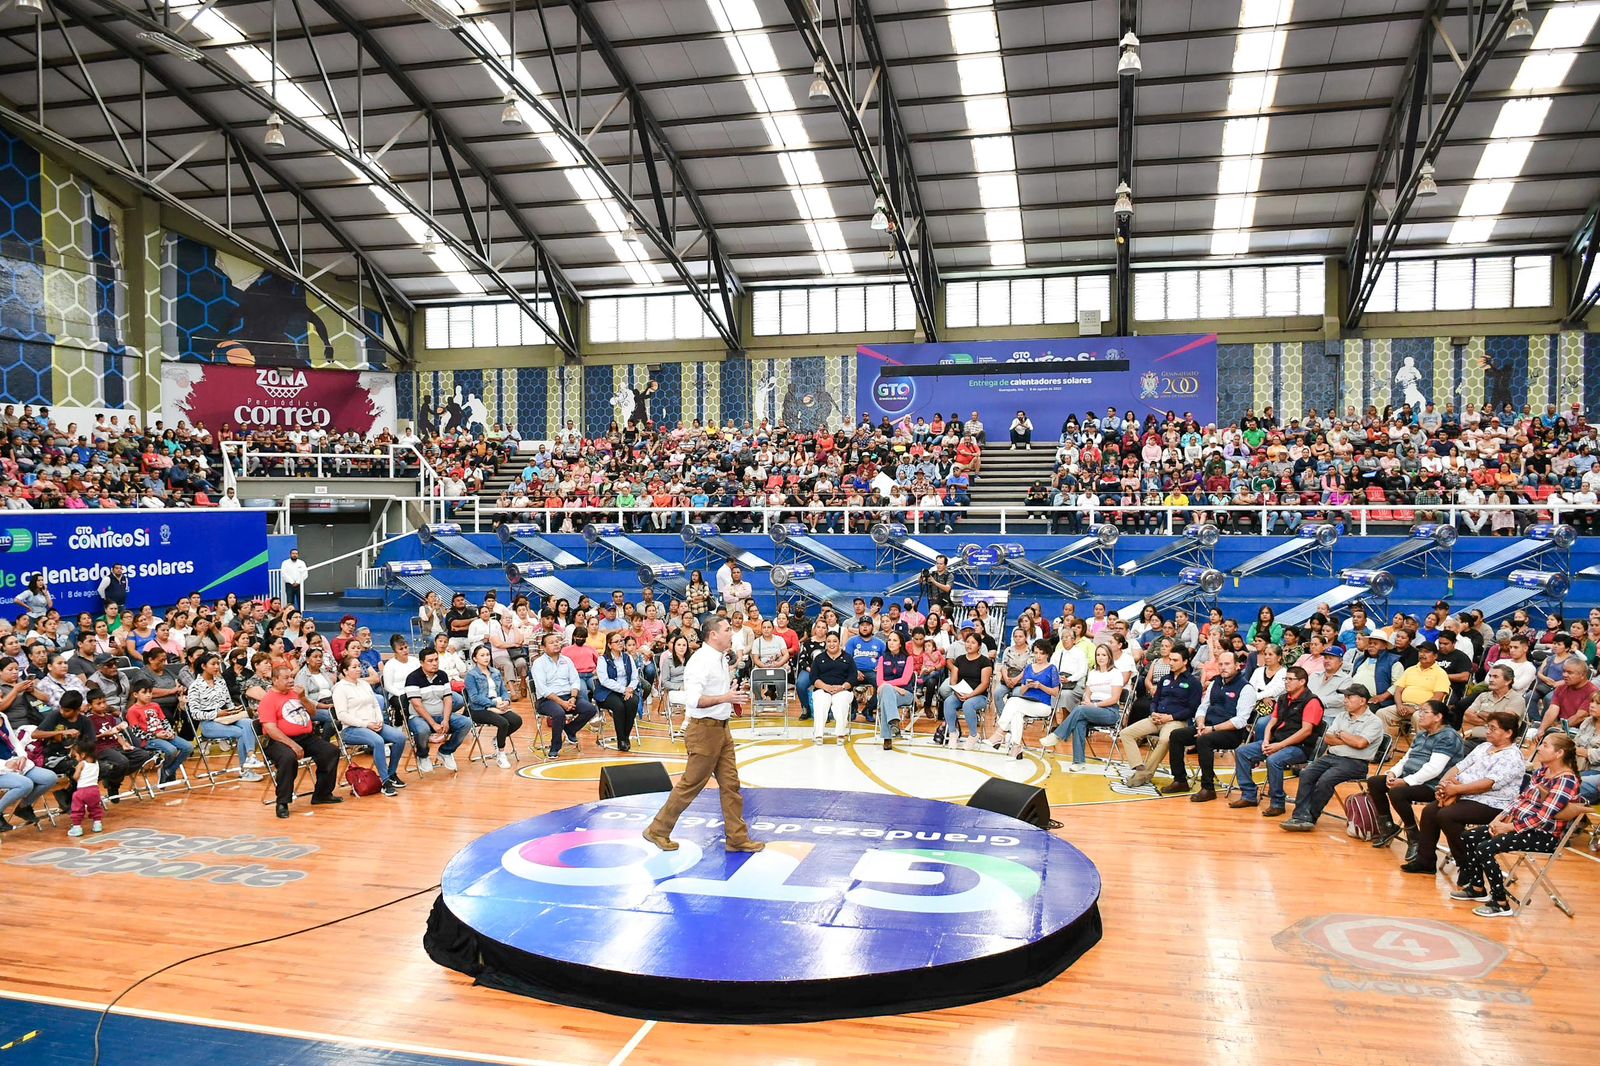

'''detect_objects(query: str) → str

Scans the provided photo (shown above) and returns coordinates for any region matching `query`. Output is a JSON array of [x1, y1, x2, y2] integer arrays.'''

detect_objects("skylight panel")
[[946, 0, 1024, 267]]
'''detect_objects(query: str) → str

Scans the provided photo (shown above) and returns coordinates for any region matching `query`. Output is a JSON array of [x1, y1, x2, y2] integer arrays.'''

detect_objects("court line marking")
[[0, 988, 586, 1066], [606, 1020, 656, 1066]]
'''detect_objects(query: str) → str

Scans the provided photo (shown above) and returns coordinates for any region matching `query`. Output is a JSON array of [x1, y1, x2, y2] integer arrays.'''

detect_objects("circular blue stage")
[[424, 787, 1102, 1022]]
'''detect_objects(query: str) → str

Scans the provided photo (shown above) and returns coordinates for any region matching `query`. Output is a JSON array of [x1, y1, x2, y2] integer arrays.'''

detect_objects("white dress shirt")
[[683, 644, 735, 721]]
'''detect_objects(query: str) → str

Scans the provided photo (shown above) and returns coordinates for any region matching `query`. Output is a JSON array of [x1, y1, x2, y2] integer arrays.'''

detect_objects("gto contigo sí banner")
[[0, 512, 270, 613], [161, 363, 397, 434], [856, 334, 1219, 429]]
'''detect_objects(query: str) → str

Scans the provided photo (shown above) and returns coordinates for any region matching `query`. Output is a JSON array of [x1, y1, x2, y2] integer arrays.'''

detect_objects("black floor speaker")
[[966, 779, 1051, 828], [598, 761, 674, 800]]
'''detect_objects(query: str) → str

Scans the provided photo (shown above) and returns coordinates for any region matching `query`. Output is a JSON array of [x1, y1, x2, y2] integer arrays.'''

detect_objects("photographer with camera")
[[923, 555, 954, 613]]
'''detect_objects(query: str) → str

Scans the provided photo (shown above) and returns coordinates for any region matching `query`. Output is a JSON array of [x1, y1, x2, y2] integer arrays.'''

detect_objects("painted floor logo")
[[1274, 913, 1546, 1005], [6, 828, 318, 889]]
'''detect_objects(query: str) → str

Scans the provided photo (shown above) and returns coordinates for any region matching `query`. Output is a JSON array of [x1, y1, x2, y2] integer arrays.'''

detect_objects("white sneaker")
[[240, 771, 264, 782], [813, 736, 823, 744], [92, 821, 103, 833], [1066, 763, 1098, 774], [418, 757, 434, 774], [1040, 733, 1059, 749], [68, 825, 83, 838], [496, 751, 511, 769], [441, 753, 458, 773], [243, 757, 266, 769]]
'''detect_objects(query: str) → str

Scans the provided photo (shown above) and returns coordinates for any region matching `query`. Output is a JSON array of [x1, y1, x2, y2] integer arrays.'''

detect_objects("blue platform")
[[423, 787, 1102, 1022]]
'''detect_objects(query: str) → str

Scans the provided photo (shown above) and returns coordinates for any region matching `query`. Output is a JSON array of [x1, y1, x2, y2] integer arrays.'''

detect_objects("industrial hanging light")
[[263, 112, 285, 148], [1416, 161, 1439, 197], [1506, 0, 1534, 39], [870, 196, 890, 231], [135, 30, 204, 61], [423, 231, 439, 255], [1113, 181, 1134, 217], [500, 94, 522, 126], [808, 59, 828, 101], [14, 0, 42, 13], [1117, 31, 1141, 76]]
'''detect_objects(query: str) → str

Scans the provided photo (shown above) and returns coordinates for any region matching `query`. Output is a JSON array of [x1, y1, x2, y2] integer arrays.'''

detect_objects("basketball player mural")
[[210, 270, 337, 367]]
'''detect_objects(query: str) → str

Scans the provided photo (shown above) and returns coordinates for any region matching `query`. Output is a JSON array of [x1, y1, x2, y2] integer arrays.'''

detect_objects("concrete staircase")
[[959, 442, 1057, 531]]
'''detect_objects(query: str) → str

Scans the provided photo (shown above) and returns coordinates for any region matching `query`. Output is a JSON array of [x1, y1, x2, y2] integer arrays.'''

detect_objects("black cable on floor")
[[91, 882, 442, 1066]]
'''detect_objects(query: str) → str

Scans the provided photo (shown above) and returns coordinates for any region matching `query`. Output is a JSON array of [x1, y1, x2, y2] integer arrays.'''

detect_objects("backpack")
[[1344, 792, 1379, 840], [344, 764, 382, 797]]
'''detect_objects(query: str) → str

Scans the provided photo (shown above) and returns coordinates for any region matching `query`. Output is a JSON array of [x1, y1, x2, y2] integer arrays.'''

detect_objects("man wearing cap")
[[1387, 641, 1451, 734], [88, 654, 130, 716], [1346, 630, 1402, 723], [1366, 699, 1465, 858], [1308, 645, 1351, 715], [597, 602, 630, 637], [1281, 683, 1387, 831]]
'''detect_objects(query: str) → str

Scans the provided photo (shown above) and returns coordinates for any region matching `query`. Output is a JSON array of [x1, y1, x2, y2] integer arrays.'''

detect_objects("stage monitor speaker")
[[599, 761, 673, 800], [966, 780, 1051, 829]]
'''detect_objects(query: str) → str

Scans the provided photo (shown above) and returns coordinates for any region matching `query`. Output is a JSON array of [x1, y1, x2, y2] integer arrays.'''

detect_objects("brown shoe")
[[725, 840, 765, 853], [643, 829, 679, 852], [1261, 806, 1285, 818], [1227, 796, 1257, 809], [1160, 781, 1191, 795], [1190, 788, 1217, 803]]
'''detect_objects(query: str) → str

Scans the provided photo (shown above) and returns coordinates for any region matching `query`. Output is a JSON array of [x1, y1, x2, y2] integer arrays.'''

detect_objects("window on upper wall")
[[423, 301, 559, 350], [1363, 254, 1552, 314], [587, 293, 719, 344], [1134, 263, 1325, 321], [943, 275, 1111, 329], [750, 283, 918, 336]]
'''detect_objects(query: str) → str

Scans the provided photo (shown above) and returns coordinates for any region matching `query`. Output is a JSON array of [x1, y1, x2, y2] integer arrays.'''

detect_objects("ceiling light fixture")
[[15, 0, 43, 14], [499, 94, 522, 126], [808, 59, 829, 101], [1118, 31, 1142, 76], [263, 112, 285, 147], [1416, 161, 1439, 197], [1113, 181, 1134, 217], [870, 195, 890, 231], [1506, 0, 1534, 39], [423, 231, 439, 255], [402, 0, 463, 31], [135, 29, 204, 62]]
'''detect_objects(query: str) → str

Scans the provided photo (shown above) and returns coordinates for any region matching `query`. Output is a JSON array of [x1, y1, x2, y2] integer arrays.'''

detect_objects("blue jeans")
[[145, 736, 195, 783], [199, 719, 258, 767], [1052, 704, 1120, 764], [943, 693, 986, 738], [0, 766, 57, 815], [877, 685, 909, 739], [796, 670, 813, 716], [409, 712, 470, 757], [343, 724, 408, 781], [1580, 770, 1599, 805], [1234, 740, 1307, 806]]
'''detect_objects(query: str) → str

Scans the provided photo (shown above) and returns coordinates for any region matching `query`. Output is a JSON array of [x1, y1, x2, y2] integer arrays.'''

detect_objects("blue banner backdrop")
[[0, 512, 270, 615], [857, 334, 1219, 430]]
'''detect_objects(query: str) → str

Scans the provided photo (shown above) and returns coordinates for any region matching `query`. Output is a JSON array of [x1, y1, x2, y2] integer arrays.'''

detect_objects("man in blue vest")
[[1163, 650, 1249, 801]]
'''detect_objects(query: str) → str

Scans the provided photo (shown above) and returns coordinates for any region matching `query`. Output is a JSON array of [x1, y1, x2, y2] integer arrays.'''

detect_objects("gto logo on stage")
[[500, 820, 1040, 914]]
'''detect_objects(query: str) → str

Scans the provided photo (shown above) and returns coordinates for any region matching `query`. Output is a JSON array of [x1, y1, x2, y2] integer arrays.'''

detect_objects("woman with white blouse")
[[334, 654, 407, 796]]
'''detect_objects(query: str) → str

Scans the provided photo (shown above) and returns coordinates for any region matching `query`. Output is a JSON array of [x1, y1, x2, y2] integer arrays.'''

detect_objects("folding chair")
[[334, 729, 376, 797], [1086, 684, 1139, 774], [1499, 802, 1592, 918], [467, 718, 525, 765], [185, 707, 253, 790], [259, 742, 320, 806], [748, 668, 790, 738]]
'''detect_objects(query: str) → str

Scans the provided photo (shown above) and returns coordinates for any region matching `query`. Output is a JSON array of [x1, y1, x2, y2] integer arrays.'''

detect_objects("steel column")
[[1113, 0, 1137, 336]]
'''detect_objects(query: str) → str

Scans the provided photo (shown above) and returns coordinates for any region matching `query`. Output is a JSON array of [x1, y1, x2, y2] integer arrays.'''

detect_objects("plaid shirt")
[[1505, 769, 1580, 834]]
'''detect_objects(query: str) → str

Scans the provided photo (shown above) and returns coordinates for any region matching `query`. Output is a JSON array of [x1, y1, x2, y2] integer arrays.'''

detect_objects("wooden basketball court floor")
[[2, 718, 1596, 1066]]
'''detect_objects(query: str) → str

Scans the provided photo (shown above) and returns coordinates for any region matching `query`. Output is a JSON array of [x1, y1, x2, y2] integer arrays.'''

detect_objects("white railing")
[[358, 567, 384, 589], [221, 441, 444, 501], [442, 498, 1580, 538]]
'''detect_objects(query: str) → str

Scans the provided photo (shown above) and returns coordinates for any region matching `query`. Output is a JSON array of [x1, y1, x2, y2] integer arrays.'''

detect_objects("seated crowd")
[[0, 404, 514, 508]]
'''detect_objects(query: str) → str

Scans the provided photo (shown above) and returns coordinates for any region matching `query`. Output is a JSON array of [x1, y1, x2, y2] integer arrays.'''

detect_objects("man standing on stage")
[[644, 617, 764, 854]]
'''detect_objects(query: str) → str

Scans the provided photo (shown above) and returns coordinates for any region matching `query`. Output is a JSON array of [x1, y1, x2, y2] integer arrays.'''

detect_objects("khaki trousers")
[[1120, 716, 1184, 771], [647, 717, 751, 845]]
